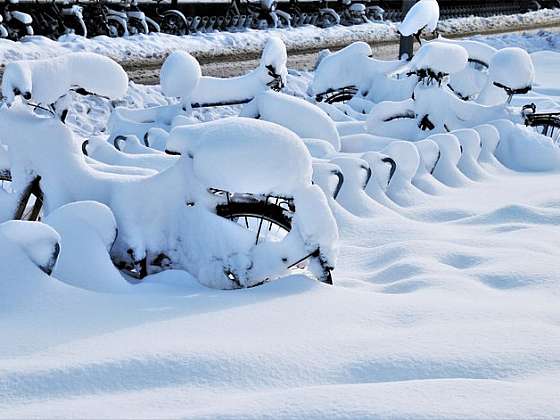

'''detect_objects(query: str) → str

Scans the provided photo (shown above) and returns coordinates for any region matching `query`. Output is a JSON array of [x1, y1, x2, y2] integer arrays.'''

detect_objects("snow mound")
[[311, 42, 372, 94], [410, 41, 469, 76], [293, 184, 339, 263], [488, 47, 535, 90], [437, 37, 497, 67], [0, 220, 60, 275], [310, 41, 404, 96], [166, 117, 313, 195], [428, 133, 469, 187], [160, 51, 201, 102], [399, 0, 440, 37], [241, 90, 341, 151], [1, 52, 128, 105], [44, 201, 127, 293], [383, 141, 420, 183]]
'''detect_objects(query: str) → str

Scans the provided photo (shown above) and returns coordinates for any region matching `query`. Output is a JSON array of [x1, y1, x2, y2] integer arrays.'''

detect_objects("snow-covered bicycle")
[[0, 52, 337, 289], [522, 103, 560, 144], [0, 107, 336, 288]]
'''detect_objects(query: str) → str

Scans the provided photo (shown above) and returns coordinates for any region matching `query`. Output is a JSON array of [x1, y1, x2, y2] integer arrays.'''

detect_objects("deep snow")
[[1, 24, 560, 420]]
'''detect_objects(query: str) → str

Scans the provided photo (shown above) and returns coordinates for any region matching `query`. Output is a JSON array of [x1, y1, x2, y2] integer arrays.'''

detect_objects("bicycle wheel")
[[0, 173, 44, 222], [107, 17, 127, 37], [216, 196, 333, 286], [128, 18, 147, 35], [316, 11, 338, 28], [160, 12, 188, 35]]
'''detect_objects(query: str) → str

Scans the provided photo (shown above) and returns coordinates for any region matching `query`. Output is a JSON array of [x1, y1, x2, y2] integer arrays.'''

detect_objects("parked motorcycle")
[[105, 0, 129, 37], [30, 0, 87, 39], [126, 0, 149, 34], [82, 0, 127, 37], [338, 0, 368, 25], [249, 0, 291, 29], [281, 0, 339, 28], [146, 0, 189, 35]]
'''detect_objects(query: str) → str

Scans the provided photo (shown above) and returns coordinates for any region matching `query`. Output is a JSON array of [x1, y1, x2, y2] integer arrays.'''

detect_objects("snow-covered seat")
[[166, 117, 312, 196]]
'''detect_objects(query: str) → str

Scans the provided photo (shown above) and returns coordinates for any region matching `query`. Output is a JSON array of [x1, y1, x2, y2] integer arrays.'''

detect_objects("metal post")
[[399, 0, 417, 60]]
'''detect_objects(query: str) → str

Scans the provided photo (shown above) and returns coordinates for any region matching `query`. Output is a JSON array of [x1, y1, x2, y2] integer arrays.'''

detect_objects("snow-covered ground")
[[2, 26, 560, 420], [0, 8, 559, 66], [473, 28, 560, 52]]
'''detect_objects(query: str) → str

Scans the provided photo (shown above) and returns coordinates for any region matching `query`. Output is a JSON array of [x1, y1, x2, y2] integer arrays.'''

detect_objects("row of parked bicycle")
[[0, 0, 385, 41]]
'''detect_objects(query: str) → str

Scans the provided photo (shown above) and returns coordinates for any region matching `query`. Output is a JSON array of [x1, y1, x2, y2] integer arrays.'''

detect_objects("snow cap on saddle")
[[165, 117, 313, 196]]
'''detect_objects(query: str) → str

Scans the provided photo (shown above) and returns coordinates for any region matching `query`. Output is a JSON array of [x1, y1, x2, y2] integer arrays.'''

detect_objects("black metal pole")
[[399, 0, 417, 60]]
